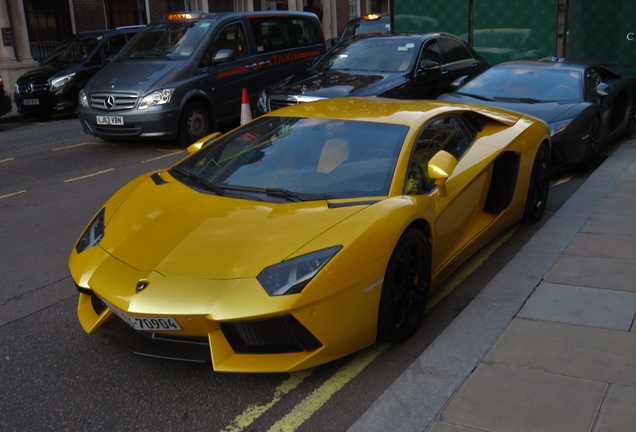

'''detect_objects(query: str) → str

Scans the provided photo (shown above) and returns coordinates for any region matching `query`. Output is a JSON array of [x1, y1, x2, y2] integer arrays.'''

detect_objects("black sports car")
[[438, 60, 636, 171], [256, 32, 490, 115]]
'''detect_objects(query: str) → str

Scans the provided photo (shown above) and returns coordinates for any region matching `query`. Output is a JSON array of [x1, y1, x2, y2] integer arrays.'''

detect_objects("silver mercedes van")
[[77, 11, 325, 146]]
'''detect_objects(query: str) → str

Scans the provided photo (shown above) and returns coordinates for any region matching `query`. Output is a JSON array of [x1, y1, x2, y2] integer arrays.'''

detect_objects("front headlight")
[[548, 118, 572, 137], [257, 246, 342, 296], [75, 208, 105, 253], [79, 89, 88, 108], [49, 73, 76, 91], [256, 89, 268, 113], [138, 89, 174, 110]]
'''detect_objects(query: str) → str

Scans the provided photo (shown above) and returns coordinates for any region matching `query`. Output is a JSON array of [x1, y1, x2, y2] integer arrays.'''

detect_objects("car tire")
[[522, 141, 550, 223], [579, 119, 599, 172], [377, 228, 431, 343], [624, 98, 636, 138], [177, 101, 211, 147]]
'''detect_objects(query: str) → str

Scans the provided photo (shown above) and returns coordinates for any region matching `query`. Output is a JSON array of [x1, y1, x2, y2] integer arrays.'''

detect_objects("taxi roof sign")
[[166, 12, 210, 20], [363, 14, 382, 21]]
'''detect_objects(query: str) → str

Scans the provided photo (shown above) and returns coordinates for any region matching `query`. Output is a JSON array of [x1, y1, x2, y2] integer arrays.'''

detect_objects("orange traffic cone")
[[240, 88, 252, 125]]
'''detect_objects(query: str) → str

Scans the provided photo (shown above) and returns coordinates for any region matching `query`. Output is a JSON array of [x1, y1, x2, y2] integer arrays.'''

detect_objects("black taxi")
[[77, 11, 325, 146]]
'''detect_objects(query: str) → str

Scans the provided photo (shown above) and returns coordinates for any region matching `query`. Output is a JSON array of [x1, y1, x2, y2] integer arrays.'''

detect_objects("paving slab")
[[440, 363, 606, 432], [518, 283, 635, 330], [563, 232, 636, 261], [484, 319, 636, 386], [581, 212, 635, 236], [544, 255, 636, 292], [593, 385, 636, 432], [594, 196, 635, 215]]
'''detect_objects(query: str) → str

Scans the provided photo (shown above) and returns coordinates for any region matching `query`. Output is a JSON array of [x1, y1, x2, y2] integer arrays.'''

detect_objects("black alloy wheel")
[[522, 141, 550, 223], [178, 101, 211, 147], [580, 119, 600, 172], [377, 228, 431, 342]]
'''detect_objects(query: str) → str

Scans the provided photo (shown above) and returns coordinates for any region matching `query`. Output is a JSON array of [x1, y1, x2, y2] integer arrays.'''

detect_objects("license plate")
[[96, 115, 124, 125], [104, 300, 181, 331], [23, 98, 39, 106]]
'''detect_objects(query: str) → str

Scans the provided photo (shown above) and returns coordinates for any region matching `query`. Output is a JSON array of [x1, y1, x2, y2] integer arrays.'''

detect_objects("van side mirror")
[[187, 132, 223, 154], [428, 150, 457, 197], [213, 49, 235, 64], [451, 75, 468, 88]]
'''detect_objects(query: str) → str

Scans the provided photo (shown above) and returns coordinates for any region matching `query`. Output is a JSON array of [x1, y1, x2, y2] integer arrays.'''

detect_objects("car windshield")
[[458, 67, 583, 102], [174, 116, 408, 200], [43, 33, 105, 64], [315, 37, 417, 72], [119, 21, 212, 60]]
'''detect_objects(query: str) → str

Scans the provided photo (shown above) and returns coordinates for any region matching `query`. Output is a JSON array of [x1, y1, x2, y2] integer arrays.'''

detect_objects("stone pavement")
[[350, 140, 635, 432]]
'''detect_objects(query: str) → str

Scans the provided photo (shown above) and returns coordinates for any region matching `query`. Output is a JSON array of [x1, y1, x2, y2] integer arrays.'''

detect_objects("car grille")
[[221, 315, 322, 354], [89, 92, 138, 111], [16, 82, 48, 96], [268, 96, 299, 111]]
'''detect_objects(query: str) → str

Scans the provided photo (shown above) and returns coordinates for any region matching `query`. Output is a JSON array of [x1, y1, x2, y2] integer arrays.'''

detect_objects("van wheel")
[[377, 228, 431, 343], [178, 102, 211, 146]]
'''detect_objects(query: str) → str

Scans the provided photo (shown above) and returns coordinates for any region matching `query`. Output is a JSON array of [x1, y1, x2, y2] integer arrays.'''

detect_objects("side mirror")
[[213, 49, 235, 64], [596, 83, 610, 98], [187, 132, 223, 154], [451, 75, 468, 88], [428, 150, 457, 197], [420, 60, 440, 71]]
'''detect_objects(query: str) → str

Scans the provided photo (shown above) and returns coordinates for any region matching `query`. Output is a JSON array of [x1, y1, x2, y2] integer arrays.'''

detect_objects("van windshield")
[[43, 33, 106, 64], [120, 21, 212, 60]]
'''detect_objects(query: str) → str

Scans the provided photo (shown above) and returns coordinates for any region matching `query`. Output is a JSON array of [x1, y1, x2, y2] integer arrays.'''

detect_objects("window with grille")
[[105, 0, 147, 28]]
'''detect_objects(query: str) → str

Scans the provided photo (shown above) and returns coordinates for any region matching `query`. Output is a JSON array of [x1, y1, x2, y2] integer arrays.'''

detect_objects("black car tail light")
[[221, 315, 322, 354]]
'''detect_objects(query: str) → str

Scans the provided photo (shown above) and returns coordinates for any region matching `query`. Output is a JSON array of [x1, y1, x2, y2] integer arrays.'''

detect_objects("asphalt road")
[[0, 113, 615, 431]]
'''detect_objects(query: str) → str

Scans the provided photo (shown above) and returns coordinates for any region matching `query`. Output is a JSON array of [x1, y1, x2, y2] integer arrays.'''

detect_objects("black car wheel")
[[625, 98, 636, 138], [178, 101, 211, 147], [522, 141, 550, 223], [579, 119, 600, 172], [377, 228, 431, 343]]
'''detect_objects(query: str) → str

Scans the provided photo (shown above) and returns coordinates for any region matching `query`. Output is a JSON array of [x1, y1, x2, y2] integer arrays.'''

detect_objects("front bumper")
[[14, 86, 77, 115], [71, 245, 384, 373], [77, 105, 181, 141]]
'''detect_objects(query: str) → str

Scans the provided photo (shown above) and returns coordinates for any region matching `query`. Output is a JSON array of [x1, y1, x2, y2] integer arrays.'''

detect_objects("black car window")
[[406, 116, 475, 193], [585, 68, 605, 104], [419, 40, 443, 67], [201, 22, 247, 67], [290, 17, 323, 46], [438, 37, 472, 64], [103, 34, 129, 58], [250, 17, 293, 53]]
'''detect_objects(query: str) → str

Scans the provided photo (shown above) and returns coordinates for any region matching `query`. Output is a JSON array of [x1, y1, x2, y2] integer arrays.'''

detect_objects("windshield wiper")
[[264, 188, 304, 202], [171, 166, 224, 196], [456, 92, 494, 101]]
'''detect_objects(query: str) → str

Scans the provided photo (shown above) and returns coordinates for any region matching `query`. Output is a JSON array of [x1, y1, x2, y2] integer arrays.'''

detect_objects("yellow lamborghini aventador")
[[69, 98, 550, 372]]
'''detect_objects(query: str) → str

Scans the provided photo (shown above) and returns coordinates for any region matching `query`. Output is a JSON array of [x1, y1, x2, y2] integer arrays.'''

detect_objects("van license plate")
[[97, 116, 124, 125], [23, 98, 39, 106]]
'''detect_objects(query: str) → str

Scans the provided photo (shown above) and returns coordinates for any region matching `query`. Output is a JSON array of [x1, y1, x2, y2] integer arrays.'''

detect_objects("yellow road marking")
[[222, 369, 314, 432], [267, 343, 390, 432], [141, 151, 184, 163], [551, 172, 576, 187], [426, 224, 520, 311], [64, 168, 114, 183], [0, 190, 26, 199], [52, 142, 105, 151], [0, 158, 14, 163]]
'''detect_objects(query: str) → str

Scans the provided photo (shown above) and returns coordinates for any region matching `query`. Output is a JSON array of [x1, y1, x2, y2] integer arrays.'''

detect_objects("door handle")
[[441, 70, 449, 76], [470, 63, 478, 68], [258, 60, 271, 67], [246, 63, 258, 70]]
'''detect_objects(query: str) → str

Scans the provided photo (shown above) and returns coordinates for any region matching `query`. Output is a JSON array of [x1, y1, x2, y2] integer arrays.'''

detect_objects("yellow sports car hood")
[[99, 172, 366, 279]]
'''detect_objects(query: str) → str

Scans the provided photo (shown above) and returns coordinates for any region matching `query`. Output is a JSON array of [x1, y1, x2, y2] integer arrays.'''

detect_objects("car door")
[[407, 39, 455, 99], [199, 21, 255, 124], [405, 115, 489, 272], [437, 37, 482, 85]]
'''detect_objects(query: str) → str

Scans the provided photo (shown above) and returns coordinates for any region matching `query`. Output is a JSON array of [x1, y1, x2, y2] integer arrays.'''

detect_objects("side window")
[[103, 34, 129, 58], [405, 116, 475, 194], [585, 68, 604, 104], [438, 38, 472, 64], [419, 40, 442, 67], [200, 23, 247, 67], [249, 17, 293, 53], [290, 17, 322, 46]]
